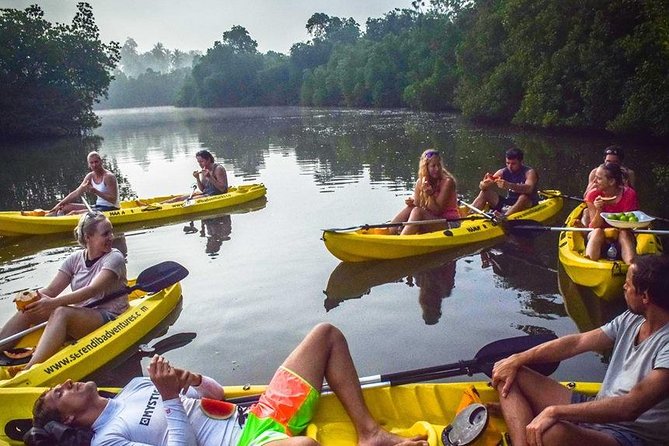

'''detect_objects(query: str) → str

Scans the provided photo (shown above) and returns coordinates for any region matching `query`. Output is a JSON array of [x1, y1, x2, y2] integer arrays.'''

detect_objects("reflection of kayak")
[[558, 263, 627, 333], [0, 184, 266, 236], [558, 203, 663, 301], [324, 242, 496, 310], [0, 381, 600, 446], [322, 191, 563, 262], [0, 281, 182, 387]]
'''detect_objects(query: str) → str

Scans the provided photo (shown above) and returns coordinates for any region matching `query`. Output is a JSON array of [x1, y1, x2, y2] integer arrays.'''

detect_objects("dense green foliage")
[[178, 1, 668, 137], [0, 3, 119, 138], [3, 1, 667, 137]]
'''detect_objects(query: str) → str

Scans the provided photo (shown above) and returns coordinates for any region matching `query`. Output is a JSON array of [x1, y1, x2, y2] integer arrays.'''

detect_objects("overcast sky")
[[2, 0, 412, 54]]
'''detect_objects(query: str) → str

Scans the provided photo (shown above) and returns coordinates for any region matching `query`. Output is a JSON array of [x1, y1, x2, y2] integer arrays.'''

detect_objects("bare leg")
[[0, 311, 48, 349], [585, 229, 605, 260], [471, 190, 499, 213], [495, 367, 572, 446], [281, 323, 426, 446], [389, 206, 413, 234], [400, 208, 444, 235], [24, 307, 105, 368], [504, 194, 532, 216], [618, 230, 636, 264]]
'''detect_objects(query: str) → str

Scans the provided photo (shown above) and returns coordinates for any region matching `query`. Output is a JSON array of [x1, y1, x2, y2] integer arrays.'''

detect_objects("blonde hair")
[[73, 212, 108, 247], [417, 149, 456, 207]]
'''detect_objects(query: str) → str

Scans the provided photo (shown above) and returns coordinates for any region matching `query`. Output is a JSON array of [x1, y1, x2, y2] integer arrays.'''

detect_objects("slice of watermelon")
[[201, 398, 237, 419]]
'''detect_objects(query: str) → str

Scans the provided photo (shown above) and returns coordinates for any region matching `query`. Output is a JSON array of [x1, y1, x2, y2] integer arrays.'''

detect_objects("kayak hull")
[[0, 183, 266, 236], [0, 282, 182, 387], [558, 203, 663, 301], [0, 381, 600, 446], [323, 191, 563, 262]]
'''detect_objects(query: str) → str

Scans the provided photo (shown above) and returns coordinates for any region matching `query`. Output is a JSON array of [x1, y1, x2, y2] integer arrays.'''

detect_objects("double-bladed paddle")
[[0, 261, 189, 351], [504, 219, 669, 237], [229, 332, 559, 405]]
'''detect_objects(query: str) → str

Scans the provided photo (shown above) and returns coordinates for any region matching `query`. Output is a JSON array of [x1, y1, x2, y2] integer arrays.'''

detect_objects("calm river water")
[[1, 106, 667, 388]]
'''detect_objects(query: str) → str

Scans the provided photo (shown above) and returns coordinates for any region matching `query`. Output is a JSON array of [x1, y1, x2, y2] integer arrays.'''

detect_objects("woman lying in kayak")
[[585, 163, 638, 264], [389, 149, 459, 235], [0, 212, 128, 377], [164, 150, 228, 203], [27, 323, 428, 446]]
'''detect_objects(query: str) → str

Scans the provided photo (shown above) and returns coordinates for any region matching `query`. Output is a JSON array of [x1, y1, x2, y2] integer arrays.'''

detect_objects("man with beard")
[[492, 255, 669, 446]]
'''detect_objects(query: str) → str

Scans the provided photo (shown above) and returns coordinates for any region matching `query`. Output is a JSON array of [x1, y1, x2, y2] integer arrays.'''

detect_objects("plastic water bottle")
[[606, 243, 618, 260]]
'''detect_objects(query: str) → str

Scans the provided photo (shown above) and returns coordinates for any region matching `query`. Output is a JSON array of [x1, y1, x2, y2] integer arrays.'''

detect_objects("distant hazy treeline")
[[170, 0, 666, 137], [3, 0, 668, 138]]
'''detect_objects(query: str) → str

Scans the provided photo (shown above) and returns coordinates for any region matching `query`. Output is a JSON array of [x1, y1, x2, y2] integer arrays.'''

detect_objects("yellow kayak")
[[0, 183, 266, 236], [0, 281, 182, 387], [0, 381, 599, 446], [322, 190, 564, 262], [558, 203, 663, 301]]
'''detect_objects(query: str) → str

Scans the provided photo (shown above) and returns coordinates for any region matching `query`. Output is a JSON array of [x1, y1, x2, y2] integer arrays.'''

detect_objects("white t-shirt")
[[91, 377, 243, 446], [599, 311, 669, 443], [58, 248, 128, 315]]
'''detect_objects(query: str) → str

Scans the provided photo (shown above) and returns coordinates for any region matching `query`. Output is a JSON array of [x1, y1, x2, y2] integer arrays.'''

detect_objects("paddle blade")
[[474, 333, 558, 377], [133, 261, 189, 294]]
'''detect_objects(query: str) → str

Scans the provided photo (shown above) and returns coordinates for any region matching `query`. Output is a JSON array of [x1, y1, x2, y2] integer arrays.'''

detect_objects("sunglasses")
[[425, 150, 440, 159], [605, 148, 619, 155]]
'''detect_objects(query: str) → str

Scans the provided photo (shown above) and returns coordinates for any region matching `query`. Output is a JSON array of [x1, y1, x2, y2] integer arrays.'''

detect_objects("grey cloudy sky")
[[2, 0, 411, 54]]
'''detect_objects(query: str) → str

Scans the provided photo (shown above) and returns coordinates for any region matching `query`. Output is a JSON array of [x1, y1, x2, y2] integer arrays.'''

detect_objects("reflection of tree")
[[0, 136, 135, 209]]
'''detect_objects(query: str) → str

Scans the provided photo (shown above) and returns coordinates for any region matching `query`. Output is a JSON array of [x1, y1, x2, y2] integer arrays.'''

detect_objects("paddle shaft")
[[510, 224, 669, 236], [324, 215, 484, 232], [539, 191, 669, 224], [229, 333, 558, 405], [0, 261, 188, 351], [457, 199, 498, 223], [0, 288, 132, 350]]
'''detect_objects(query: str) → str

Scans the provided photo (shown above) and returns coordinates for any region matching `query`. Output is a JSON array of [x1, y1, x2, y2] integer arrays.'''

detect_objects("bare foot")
[[358, 427, 428, 446]]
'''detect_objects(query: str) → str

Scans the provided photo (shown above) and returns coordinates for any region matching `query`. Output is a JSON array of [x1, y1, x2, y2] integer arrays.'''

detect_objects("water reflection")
[[413, 261, 456, 325], [558, 263, 627, 333], [183, 214, 232, 257], [323, 242, 495, 324], [480, 237, 567, 322]]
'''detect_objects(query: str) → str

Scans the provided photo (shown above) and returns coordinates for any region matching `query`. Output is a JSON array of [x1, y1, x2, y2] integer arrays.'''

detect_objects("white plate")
[[601, 211, 654, 228]]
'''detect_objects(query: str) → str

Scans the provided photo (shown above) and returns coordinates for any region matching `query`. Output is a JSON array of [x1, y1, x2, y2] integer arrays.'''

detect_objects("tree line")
[[1, 0, 667, 138], [175, 0, 668, 137]]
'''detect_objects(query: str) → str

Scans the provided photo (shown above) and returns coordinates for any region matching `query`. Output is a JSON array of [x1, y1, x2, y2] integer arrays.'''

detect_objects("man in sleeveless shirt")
[[471, 147, 539, 216], [48, 151, 120, 215], [491, 255, 669, 446]]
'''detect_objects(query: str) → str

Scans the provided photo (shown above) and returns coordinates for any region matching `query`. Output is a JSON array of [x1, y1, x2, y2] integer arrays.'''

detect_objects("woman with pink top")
[[585, 163, 639, 263], [390, 149, 459, 235]]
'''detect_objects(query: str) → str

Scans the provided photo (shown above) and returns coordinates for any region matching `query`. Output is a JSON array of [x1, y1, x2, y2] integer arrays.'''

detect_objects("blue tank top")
[[501, 165, 539, 204]]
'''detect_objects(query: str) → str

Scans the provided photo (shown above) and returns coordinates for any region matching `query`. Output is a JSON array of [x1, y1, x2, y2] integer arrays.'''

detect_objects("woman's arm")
[[431, 177, 455, 213]]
